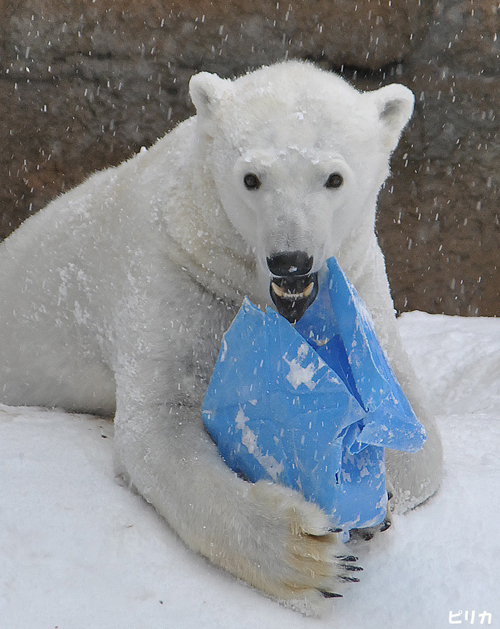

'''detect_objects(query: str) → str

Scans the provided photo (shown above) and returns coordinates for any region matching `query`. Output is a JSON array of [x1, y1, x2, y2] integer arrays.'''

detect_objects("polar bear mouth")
[[269, 273, 319, 324]]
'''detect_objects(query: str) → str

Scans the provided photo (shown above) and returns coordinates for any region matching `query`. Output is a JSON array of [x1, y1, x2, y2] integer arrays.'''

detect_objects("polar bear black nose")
[[266, 251, 313, 277]]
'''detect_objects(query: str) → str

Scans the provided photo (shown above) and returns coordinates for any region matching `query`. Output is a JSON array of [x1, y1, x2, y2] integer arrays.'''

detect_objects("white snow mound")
[[1, 311, 499, 629]]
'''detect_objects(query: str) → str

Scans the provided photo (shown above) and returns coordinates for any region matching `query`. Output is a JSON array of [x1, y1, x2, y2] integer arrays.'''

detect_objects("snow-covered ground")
[[1, 311, 499, 629]]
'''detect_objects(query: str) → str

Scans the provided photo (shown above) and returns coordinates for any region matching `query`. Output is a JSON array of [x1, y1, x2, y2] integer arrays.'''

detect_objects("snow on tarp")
[[202, 257, 426, 533]]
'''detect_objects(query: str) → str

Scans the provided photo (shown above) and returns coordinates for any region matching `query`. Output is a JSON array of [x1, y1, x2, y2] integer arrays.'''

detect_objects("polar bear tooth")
[[271, 281, 315, 300], [302, 282, 315, 298]]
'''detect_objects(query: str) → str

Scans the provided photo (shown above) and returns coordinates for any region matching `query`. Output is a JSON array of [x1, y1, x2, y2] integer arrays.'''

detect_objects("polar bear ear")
[[189, 72, 231, 121], [369, 83, 415, 153]]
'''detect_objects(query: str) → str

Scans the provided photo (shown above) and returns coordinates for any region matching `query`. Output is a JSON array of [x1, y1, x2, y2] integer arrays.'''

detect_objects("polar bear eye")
[[243, 173, 261, 190], [325, 173, 344, 189]]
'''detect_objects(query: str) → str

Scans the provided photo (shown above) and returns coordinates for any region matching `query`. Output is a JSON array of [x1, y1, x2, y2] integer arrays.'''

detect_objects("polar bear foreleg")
[[113, 398, 361, 615]]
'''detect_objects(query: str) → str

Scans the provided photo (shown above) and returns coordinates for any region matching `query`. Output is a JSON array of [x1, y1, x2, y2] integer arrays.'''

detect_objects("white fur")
[[0, 61, 442, 614]]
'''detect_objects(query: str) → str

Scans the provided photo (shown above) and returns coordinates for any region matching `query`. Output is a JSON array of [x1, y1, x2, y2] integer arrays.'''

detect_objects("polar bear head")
[[189, 61, 414, 322]]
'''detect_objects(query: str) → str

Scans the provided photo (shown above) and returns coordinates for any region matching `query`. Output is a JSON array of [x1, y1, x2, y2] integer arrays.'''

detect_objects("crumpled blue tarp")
[[202, 256, 426, 533]]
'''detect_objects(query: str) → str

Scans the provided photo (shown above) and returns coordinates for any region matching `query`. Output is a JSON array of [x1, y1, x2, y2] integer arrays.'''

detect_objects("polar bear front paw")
[[243, 481, 362, 615]]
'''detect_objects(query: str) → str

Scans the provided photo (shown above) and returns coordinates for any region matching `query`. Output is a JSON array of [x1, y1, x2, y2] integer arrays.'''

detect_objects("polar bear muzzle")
[[267, 251, 319, 324]]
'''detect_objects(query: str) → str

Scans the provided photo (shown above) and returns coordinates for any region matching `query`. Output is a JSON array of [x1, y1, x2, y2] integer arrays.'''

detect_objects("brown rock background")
[[1, 0, 499, 316]]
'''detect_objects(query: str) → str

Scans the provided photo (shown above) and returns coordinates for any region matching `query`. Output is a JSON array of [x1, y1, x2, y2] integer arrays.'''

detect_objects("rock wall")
[[1, 0, 498, 315], [377, 0, 500, 317]]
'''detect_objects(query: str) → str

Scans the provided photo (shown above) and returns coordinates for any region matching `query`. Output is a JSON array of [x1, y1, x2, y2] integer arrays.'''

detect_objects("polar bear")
[[0, 61, 442, 614]]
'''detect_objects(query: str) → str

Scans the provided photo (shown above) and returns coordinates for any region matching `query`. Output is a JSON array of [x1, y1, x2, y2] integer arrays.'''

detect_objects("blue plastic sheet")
[[202, 256, 426, 533]]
